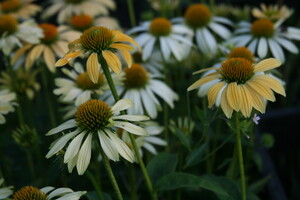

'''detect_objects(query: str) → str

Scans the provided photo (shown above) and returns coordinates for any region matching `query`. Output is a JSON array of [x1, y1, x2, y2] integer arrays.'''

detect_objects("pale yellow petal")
[[247, 86, 266, 113], [43, 46, 56, 73], [65, 50, 84, 59], [28, 44, 45, 63], [111, 43, 134, 51], [55, 58, 69, 67], [187, 74, 220, 91], [246, 79, 275, 101], [254, 58, 282, 73], [11, 44, 32, 65], [226, 82, 240, 111], [68, 38, 82, 51], [207, 81, 226, 108], [87, 53, 100, 83], [255, 75, 286, 97], [239, 85, 253, 118], [113, 31, 140, 50], [102, 51, 121, 73], [120, 50, 132, 68], [221, 86, 233, 118], [192, 68, 220, 75]]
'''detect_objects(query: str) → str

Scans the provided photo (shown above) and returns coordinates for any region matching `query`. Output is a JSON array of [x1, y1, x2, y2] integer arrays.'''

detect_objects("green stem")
[[235, 114, 246, 200], [100, 58, 157, 200], [86, 170, 104, 200], [25, 150, 35, 180], [128, 164, 138, 200], [127, 0, 136, 27], [100, 149, 123, 200]]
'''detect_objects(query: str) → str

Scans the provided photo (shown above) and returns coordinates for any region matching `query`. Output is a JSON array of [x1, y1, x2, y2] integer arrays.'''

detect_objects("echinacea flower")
[[54, 62, 110, 106], [0, 14, 42, 55], [55, 26, 139, 83], [127, 17, 193, 61], [42, 0, 115, 24], [11, 185, 86, 200], [121, 121, 167, 156], [64, 14, 121, 32], [173, 3, 232, 55], [252, 3, 293, 25], [46, 99, 149, 175], [0, 0, 41, 19], [0, 89, 17, 124], [0, 178, 13, 199], [230, 18, 300, 63], [103, 63, 179, 118], [11, 23, 80, 72], [0, 68, 40, 99], [188, 58, 286, 118]]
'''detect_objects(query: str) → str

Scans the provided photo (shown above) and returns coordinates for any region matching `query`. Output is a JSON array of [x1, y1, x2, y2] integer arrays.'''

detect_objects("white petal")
[[144, 136, 167, 146], [141, 89, 157, 118], [274, 37, 299, 54], [268, 39, 285, 63], [111, 99, 133, 113], [112, 115, 149, 121], [142, 37, 156, 61], [258, 37, 268, 58], [114, 121, 148, 136], [46, 119, 76, 136], [159, 37, 171, 60], [64, 132, 85, 163], [48, 188, 73, 199], [247, 38, 258, 54], [209, 22, 231, 39], [77, 133, 93, 175], [98, 130, 119, 161]]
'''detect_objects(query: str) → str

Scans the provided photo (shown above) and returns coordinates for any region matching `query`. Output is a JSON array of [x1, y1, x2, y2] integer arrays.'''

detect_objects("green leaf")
[[184, 142, 208, 168], [156, 172, 241, 200], [146, 152, 178, 185], [169, 124, 191, 151]]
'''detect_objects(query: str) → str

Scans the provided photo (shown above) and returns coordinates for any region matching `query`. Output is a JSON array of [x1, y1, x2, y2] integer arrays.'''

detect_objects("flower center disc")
[[80, 26, 114, 53], [71, 14, 94, 31], [251, 19, 274, 38], [184, 4, 211, 28], [124, 63, 149, 88], [0, 14, 18, 36], [76, 72, 105, 89], [39, 23, 58, 44], [12, 186, 47, 200], [149, 17, 172, 37], [221, 58, 254, 84], [1, 0, 21, 13], [227, 47, 254, 63], [75, 99, 113, 131], [64, 0, 84, 4]]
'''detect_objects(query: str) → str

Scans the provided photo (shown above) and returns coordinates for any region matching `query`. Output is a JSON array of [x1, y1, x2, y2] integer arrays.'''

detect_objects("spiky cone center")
[[39, 23, 58, 45], [149, 17, 172, 37], [12, 186, 47, 200], [75, 99, 113, 132], [0, 14, 18, 36], [227, 47, 255, 63], [64, 0, 84, 4], [1, 0, 21, 13], [221, 58, 254, 84], [71, 14, 94, 31], [184, 4, 211, 28], [80, 26, 114, 53], [251, 19, 274, 38], [124, 63, 149, 88], [132, 52, 143, 63], [76, 72, 105, 89]]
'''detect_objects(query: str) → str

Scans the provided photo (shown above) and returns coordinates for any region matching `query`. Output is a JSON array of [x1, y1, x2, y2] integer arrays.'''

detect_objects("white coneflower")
[[0, 14, 43, 55], [102, 63, 179, 119], [46, 99, 149, 175], [0, 0, 41, 20], [127, 17, 193, 61], [0, 178, 13, 199]]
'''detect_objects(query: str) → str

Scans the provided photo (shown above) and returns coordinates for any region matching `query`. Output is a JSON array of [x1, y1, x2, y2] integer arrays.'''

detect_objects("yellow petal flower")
[[86, 53, 100, 83]]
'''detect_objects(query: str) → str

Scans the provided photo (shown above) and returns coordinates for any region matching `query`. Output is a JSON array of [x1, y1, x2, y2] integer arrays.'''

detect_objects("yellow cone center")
[[184, 4, 211, 28], [1, 0, 21, 13], [80, 26, 114, 53], [75, 99, 113, 131], [71, 14, 94, 31], [221, 58, 254, 84], [227, 47, 255, 63], [0, 14, 18, 36], [39, 23, 58, 44], [124, 63, 149, 88], [76, 72, 105, 89], [12, 186, 47, 200], [149, 17, 172, 37], [251, 19, 274, 38]]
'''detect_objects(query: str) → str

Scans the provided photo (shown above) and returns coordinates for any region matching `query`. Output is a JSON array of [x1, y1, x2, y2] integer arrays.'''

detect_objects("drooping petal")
[[98, 130, 119, 161], [102, 51, 121, 73], [86, 53, 100, 83], [188, 74, 220, 91], [254, 58, 281, 73], [46, 119, 76, 136], [255, 75, 286, 96], [111, 99, 133, 113], [220, 86, 234, 118], [77, 133, 93, 175], [64, 132, 85, 163], [246, 79, 276, 101], [114, 121, 148, 136], [226, 82, 241, 112], [112, 115, 149, 121], [207, 81, 226, 108], [239, 85, 253, 118]]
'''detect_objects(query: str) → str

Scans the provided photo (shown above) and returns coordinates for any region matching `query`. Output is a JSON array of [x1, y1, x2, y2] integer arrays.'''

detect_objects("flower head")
[[46, 99, 149, 175], [11, 186, 86, 200], [0, 14, 43, 55], [188, 58, 286, 118], [0, 0, 41, 19], [55, 26, 138, 83], [0, 89, 17, 124]]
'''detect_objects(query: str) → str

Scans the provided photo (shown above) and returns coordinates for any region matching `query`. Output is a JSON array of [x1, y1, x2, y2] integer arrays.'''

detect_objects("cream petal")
[[102, 51, 121, 73], [207, 81, 226, 108], [46, 119, 76, 136], [110, 43, 134, 51], [112, 115, 149, 121], [86, 53, 100, 83], [254, 58, 282, 73], [11, 44, 32, 65], [77, 133, 93, 175], [226, 82, 241, 111], [111, 99, 133, 113], [64, 132, 85, 163], [188, 74, 220, 91], [98, 130, 119, 161], [255, 74, 286, 97], [120, 50, 132, 68], [239, 85, 253, 118], [247, 86, 266, 113], [220, 87, 234, 118], [43, 46, 56, 73], [28, 44, 45, 64], [114, 121, 148, 136], [246, 79, 275, 101]]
